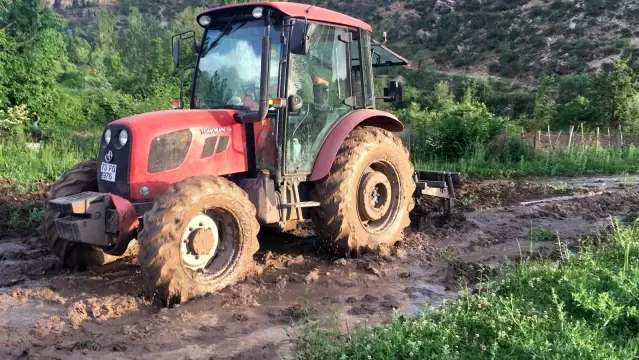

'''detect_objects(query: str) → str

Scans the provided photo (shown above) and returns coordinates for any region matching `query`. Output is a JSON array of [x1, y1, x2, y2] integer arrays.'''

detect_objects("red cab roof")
[[199, 2, 373, 32]]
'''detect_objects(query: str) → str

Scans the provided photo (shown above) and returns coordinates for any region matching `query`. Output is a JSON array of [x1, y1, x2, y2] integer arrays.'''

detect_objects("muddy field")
[[1, 176, 638, 360]]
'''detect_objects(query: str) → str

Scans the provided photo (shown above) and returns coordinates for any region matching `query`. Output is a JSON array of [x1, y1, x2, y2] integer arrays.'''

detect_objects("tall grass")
[[415, 145, 639, 177], [294, 221, 639, 359], [0, 129, 99, 191]]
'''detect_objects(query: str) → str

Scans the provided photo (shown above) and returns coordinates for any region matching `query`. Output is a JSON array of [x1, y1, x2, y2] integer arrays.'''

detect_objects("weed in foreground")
[[528, 229, 559, 242]]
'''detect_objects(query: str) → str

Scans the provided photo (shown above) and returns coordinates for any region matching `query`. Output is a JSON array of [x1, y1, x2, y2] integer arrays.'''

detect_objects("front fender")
[[308, 109, 404, 181]]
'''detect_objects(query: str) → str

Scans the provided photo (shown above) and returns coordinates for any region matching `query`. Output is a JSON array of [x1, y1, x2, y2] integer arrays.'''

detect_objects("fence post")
[[580, 123, 585, 144], [607, 127, 611, 147], [568, 125, 574, 149], [547, 125, 552, 149], [535, 130, 541, 150], [555, 130, 562, 150], [619, 125, 624, 146], [596, 127, 600, 148]]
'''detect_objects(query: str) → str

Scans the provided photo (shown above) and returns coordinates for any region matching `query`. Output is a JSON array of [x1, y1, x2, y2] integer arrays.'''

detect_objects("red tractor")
[[42, 2, 460, 304]]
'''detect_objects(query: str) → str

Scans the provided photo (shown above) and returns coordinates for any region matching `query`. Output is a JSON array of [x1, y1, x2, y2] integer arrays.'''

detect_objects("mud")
[[0, 177, 637, 359], [0, 180, 49, 237]]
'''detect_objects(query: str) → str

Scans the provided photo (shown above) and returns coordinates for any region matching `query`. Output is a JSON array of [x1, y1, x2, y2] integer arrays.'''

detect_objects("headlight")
[[104, 129, 112, 145], [198, 15, 211, 27], [118, 130, 128, 147], [252, 7, 264, 19]]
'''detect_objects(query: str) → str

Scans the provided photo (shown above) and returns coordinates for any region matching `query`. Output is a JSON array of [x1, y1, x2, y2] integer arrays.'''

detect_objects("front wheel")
[[311, 126, 416, 255], [138, 176, 260, 305]]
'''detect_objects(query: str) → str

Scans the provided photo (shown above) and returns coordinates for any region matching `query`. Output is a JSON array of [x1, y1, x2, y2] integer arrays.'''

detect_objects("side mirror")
[[172, 36, 181, 67], [171, 30, 196, 69], [290, 18, 309, 55], [384, 80, 403, 103]]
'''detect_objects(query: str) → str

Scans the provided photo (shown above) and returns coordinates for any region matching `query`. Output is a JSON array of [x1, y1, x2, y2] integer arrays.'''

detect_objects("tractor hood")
[[99, 109, 249, 201], [110, 109, 240, 134]]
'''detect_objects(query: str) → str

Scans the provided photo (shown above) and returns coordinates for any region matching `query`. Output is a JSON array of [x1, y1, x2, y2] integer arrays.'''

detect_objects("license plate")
[[100, 162, 117, 182]]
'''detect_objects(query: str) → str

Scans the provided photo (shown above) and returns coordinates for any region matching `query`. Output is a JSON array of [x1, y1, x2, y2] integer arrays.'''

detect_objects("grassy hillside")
[[311, 0, 639, 83], [50, 0, 639, 86]]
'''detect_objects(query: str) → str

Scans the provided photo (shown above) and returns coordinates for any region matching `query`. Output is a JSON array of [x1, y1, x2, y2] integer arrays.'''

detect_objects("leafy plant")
[[0, 103, 29, 139], [528, 229, 559, 242]]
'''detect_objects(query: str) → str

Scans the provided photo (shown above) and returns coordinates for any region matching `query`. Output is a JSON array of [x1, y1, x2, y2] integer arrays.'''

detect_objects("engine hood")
[[110, 109, 240, 132], [101, 109, 249, 201]]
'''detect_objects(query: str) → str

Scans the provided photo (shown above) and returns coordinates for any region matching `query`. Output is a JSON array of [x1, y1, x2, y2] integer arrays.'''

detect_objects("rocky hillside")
[[50, 0, 639, 82]]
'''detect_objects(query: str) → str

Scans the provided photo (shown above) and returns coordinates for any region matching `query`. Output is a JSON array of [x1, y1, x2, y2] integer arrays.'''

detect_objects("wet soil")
[[0, 180, 49, 237], [0, 176, 638, 359]]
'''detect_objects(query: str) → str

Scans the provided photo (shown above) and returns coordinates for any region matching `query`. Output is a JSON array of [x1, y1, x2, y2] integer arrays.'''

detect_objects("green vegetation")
[[394, 66, 639, 177], [0, 0, 213, 135], [9, 205, 44, 231], [415, 145, 639, 178], [317, 0, 639, 80], [1, 0, 638, 190], [528, 229, 559, 243], [0, 128, 99, 190], [293, 221, 639, 359]]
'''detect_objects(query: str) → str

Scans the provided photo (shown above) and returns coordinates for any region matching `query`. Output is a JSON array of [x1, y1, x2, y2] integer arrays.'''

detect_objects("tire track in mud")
[[0, 181, 638, 359]]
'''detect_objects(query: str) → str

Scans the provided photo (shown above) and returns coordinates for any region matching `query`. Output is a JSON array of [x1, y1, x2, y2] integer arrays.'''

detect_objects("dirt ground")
[[0, 175, 638, 360]]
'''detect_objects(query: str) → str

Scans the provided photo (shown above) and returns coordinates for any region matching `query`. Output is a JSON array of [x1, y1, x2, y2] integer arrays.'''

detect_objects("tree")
[[90, 10, 119, 77], [432, 80, 454, 105], [0, 0, 69, 120], [595, 59, 639, 130], [121, 7, 148, 76], [530, 75, 555, 130]]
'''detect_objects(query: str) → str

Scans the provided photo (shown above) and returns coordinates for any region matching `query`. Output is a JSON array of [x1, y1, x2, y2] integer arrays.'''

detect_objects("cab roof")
[[199, 2, 373, 32]]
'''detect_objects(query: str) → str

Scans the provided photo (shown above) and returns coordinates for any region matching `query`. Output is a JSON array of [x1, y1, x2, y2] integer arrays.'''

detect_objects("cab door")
[[284, 22, 354, 175]]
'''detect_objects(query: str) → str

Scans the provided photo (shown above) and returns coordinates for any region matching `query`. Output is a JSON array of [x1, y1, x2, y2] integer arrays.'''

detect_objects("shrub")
[[485, 133, 534, 162], [396, 97, 507, 161], [0, 104, 30, 140]]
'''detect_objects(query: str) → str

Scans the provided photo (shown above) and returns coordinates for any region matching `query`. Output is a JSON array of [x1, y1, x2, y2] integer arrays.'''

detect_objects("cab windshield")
[[193, 20, 281, 111]]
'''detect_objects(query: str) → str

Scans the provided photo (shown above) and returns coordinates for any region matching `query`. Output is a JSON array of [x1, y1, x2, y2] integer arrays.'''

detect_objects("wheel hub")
[[358, 171, 392, 221], [188, 228, 214, 256], [181, 213, 219, 271]]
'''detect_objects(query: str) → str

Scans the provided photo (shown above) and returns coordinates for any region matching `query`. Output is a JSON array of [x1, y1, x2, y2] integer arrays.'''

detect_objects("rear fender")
[[308, 110, 404, 181]]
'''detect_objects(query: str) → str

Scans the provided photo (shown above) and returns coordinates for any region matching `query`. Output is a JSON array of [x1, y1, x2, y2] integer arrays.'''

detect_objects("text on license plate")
[[100, 162, 117, 182]]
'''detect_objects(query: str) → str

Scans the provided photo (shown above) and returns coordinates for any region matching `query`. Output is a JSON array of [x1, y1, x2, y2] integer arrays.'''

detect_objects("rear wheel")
[[41, 160, 110, 270], [311, 126, 415, 255], [138, 176, 260, 305]]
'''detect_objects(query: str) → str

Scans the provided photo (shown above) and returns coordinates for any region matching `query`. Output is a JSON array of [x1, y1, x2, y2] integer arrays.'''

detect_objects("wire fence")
[[521, 124, 639, 151], [398, 123, 638, 161]]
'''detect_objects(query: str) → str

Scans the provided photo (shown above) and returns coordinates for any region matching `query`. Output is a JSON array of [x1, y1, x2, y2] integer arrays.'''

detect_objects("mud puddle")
[[0, 180, 638, 359]]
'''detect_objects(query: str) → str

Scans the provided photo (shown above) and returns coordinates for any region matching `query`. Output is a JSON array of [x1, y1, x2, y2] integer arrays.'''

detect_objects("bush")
[[435, 101, 505, 159], [485, 133, 534, 162], [396, 97, 507, 161], [0, 104, 30, 141]]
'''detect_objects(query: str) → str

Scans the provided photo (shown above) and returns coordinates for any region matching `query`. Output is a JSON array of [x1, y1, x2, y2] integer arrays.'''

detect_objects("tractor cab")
[[171, 2, 408, 179]]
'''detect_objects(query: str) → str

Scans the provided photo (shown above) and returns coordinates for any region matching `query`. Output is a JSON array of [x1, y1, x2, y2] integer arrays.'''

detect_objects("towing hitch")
[[414, 170, 462, 215]]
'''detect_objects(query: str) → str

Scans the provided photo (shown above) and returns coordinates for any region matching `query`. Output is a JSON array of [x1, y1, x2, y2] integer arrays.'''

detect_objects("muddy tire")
[[138, 176, 260, 305], [42, 160, 109, 270], [311, 126, 415, 255]]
